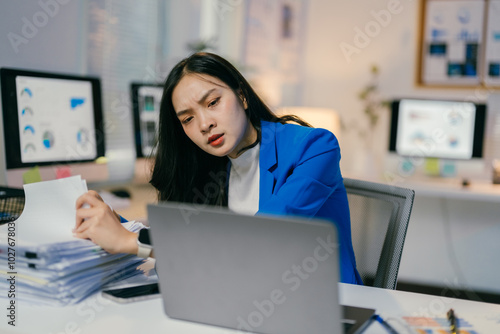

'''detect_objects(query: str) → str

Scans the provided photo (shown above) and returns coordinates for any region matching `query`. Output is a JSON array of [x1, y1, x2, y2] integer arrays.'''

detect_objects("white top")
[[228, 143, 260, 215]]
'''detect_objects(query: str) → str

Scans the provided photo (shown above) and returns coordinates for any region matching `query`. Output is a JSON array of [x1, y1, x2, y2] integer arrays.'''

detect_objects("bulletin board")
[[418, 0, 500, 87]]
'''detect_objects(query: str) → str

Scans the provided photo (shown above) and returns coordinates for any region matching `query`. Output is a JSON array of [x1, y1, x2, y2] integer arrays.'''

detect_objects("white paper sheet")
[[0, 176, 148, 306], [11, 175, 88, 245]]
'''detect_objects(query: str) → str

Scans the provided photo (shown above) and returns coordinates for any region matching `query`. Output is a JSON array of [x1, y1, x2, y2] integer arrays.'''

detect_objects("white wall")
[[301, 0, 495, 175], [0, 0, 86, 73], [400, 195, 500, 295], [0, 0, 86, 186], [163, 0, 204, 68]]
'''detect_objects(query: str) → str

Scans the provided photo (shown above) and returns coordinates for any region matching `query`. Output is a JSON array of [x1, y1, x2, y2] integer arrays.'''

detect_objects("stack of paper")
[[0, 176, 145, 306]]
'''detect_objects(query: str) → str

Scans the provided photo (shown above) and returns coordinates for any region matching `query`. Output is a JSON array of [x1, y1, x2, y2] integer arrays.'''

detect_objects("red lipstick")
[[208, 134, 224, 147]]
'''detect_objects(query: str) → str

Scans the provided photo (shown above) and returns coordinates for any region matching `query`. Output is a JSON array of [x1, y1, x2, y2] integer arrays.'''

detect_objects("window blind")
[[86, 0, 163, 181]]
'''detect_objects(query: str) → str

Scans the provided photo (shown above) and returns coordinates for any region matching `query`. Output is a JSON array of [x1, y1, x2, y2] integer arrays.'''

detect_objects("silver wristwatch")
[[137, 228, 153, 258]]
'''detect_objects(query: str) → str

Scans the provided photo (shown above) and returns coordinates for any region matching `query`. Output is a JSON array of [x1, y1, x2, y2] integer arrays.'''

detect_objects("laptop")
[[147, 202, 374, 334]]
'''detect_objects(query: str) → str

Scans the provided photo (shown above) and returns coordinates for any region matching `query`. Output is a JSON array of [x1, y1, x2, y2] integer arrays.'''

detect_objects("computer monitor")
[[388, 98, 486, 160], [131, 82, 163, 158], [0, 68, 107, 187]]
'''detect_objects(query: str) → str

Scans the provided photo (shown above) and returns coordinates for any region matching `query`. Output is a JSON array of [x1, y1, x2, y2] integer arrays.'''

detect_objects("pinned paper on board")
[[22, 165, 42, 184], [424, 157, 440, 176], [440, 160, 456, 177], [55, 166, 72, 179]]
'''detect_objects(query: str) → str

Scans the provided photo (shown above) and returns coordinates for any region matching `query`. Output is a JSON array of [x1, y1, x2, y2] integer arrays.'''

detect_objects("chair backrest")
[[343, 177, 415, 289]]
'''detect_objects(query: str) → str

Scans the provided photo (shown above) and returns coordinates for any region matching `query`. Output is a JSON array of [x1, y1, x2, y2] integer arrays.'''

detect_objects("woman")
[[75, 52, 362, 284]]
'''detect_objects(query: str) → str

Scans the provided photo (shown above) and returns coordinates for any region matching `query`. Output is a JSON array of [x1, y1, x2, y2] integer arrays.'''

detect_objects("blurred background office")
[[2, 0, 499, 178], [1, 0, 500, 304]]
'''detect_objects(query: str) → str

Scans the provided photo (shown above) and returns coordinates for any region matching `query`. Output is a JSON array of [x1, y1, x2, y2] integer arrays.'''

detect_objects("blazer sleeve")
[[258, 128, 343, 219]]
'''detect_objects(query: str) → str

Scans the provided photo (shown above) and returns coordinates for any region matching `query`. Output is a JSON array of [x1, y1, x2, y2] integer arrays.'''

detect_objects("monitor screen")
[[131, 82, 163, 158], [0, 68, 106, 186], [389, 98, 486, 159]]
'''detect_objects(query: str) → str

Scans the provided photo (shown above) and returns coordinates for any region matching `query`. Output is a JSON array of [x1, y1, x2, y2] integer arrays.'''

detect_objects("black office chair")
[[343, 177, 415, 290]]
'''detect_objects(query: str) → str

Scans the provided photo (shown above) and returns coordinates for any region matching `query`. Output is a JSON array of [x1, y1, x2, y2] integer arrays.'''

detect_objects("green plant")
[[339, 64, 390, 143], [358, 65, 390, 132]]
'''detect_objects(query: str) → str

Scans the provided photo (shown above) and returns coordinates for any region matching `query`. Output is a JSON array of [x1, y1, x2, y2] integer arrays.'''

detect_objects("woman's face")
[[172, 73, 257, 158]]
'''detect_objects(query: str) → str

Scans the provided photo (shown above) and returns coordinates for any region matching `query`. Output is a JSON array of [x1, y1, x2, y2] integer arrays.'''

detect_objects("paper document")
[[0, 176, 147, 306], [14, 175, 87, 245]]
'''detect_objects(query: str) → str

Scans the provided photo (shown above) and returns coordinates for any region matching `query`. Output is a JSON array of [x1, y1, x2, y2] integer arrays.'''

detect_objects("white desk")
[[2, 283, 499, 334], [345, 172, 500, 203], [401, 178, 500, 203]]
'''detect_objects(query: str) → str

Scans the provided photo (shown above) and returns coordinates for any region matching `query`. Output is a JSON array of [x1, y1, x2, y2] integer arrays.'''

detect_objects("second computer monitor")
[[131, 82, 163, 158], [389, 98, 486, 160]]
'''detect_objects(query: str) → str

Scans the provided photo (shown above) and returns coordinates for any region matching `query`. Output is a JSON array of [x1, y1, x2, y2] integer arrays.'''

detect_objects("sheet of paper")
[[13, 175, 87, 245], [0, 177, 149, 307]]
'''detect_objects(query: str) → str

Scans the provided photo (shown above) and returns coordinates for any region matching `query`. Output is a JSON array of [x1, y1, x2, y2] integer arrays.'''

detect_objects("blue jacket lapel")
[[259, 121, 278, 206]]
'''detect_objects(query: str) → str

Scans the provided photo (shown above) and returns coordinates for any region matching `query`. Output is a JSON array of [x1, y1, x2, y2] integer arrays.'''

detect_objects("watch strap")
[[137, 242, 152, 258], [137, 228, 152, 258]]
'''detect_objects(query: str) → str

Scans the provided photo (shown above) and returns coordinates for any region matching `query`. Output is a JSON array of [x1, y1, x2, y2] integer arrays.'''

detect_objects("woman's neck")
[[228, 122, 258, 159]]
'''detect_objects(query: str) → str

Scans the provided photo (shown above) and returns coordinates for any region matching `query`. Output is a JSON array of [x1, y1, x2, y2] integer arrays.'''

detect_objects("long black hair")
[[150, 52, 309, 206]]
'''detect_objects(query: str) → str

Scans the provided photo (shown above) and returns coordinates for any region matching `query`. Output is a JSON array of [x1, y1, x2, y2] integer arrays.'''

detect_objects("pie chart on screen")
[[21, 87, 33, 97], [24, 143, 36, 153], [43, 131, 55, 149], [77, 128, 89, 144], [22, 107, 34, 116], [24, 125, 35, 135]]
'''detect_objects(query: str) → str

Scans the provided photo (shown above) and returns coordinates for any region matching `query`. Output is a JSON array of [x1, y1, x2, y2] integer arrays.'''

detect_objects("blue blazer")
[[257, 121, 362, 284]]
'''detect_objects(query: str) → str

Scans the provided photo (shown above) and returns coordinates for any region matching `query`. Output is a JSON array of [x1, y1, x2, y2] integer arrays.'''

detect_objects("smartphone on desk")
[[101, 283, 160, 303]]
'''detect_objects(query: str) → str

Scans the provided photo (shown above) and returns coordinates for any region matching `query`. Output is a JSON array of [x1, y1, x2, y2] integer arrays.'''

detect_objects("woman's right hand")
[[74, 190, 138, 255]]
